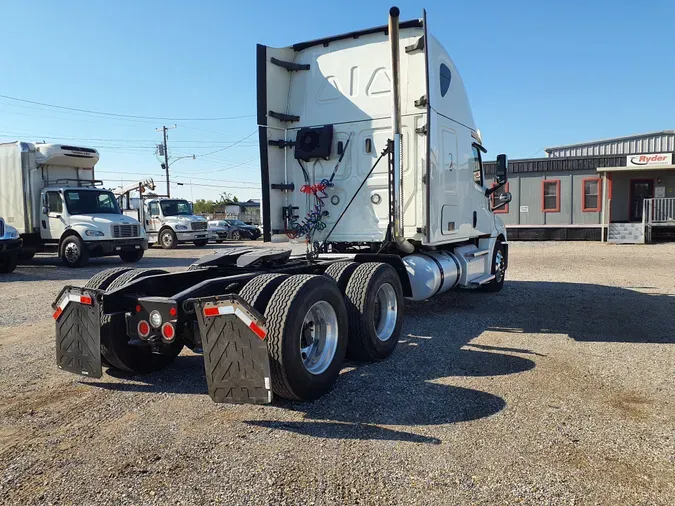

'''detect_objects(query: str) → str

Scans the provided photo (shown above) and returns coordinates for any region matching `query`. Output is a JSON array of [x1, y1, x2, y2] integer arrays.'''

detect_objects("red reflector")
[[52, 307, 63, 320], [135, 304, 142, 313], [203, 307, 219, 317], [161, 322, 175, 340], [80, 295, 92, 306], [250, 322, 266, 340], [169, 307, 177, 317], [137, 320, 150, 337]]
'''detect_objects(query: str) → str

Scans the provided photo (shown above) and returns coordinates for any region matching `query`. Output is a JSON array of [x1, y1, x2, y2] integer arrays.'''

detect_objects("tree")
[[193, 199, 216, 214], [218, 192, 240, 205]]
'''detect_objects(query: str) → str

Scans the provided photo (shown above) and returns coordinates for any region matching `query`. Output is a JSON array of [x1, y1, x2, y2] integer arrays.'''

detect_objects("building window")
[[491, 182, 509, 214], [542, 180, 560, 212], [440, 63, 451, 97], [471, 145, 483, 187], [582, 177, 602, 212]]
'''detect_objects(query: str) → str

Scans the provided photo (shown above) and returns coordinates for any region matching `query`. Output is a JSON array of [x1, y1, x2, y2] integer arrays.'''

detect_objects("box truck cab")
[[143, 198, 209, 249], [0, 142, 147, 267]]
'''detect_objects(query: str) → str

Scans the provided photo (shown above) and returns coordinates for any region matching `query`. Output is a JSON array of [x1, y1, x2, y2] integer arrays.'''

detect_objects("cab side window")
[[148, 202, 160, 216], [471, 146, 483, 187], [46, 191, 62, 213]]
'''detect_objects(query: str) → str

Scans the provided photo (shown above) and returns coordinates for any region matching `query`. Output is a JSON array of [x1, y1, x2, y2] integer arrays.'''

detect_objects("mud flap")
[[53, 287, 102, 378], [194, 295, 272, 404]]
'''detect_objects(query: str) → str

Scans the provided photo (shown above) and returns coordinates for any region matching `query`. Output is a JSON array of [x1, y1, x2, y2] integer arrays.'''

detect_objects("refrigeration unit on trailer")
[[52, 7, 512, 404], [0, 142, 147, 267]]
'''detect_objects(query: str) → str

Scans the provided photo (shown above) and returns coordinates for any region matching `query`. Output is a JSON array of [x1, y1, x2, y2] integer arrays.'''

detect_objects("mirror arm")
[[492, 201, 508, 211]]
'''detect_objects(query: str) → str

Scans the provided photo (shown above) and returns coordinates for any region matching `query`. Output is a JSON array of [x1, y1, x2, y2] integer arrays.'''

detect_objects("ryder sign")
[[627, 153, 673, 167]]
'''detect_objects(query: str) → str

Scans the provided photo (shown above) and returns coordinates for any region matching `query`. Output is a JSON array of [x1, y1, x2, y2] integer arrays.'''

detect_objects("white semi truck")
[[0, 142, 147, 267], [115, 184, 210, 249], [53, 7, 512, 404]]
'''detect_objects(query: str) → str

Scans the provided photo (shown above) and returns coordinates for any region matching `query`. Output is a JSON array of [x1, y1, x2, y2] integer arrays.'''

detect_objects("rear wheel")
[[0, 253, 18, 273], [264, 275, 347, 401], [230, 230, 241, 241], [193, 239, 208, 247], [100, 268, 183, 374], [344, 262, 404, 361], [323, 261, 359, 293], [119, 249, 144, 263], [159, 228, 177, 249], [238, 274, 290, 314]]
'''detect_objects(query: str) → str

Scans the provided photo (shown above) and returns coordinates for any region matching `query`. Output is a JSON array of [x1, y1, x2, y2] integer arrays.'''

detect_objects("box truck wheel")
[[119, 249, 144, 263], [0, 253, 18, 273], [100, 268, 183, 374], [263, 275, 348, 401], [239, 273, 290, 314], [159, 228, 177, 249], [481, 240, 506, 293], [344, 263, 404, 361], [323, 261, 359, 293], [193, 239, 208, 247], [60, 235, 89, 268]]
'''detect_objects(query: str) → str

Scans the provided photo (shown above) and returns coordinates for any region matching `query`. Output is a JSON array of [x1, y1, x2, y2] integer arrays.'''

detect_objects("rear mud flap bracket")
[[194, 295, 272, 404], [53, 286, 103, 378]]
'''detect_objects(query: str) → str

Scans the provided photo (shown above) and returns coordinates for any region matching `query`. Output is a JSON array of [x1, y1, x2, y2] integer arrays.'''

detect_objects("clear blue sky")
[[1, 0, 673, 201]]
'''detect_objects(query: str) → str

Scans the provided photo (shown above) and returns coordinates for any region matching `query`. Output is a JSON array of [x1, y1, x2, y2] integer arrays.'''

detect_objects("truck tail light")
[[137, 320, 150, 338], [161, 322, 175, 341]]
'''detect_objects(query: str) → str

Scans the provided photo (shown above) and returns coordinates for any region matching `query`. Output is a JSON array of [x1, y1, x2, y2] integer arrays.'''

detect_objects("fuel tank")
[[402, 251, 461, 301]]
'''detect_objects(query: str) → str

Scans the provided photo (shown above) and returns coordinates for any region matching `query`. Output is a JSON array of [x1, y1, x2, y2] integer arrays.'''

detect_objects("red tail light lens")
[[135, 304, 142, 313], [161, 322, 175, 341], [169, 307, 177, 317], [137, 320, 150, 338]]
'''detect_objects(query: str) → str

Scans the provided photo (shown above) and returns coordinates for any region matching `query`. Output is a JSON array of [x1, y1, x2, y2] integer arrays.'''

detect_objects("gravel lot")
[[1, 241, 674, 505]]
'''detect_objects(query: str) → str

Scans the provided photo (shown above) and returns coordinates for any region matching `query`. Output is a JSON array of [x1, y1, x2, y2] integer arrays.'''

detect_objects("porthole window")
[[440, 63, 451, 97]]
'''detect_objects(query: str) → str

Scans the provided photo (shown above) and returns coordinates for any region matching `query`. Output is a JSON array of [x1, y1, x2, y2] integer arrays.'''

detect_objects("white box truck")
[[0, 142, 147, 267], [52, 7, 513, 403]]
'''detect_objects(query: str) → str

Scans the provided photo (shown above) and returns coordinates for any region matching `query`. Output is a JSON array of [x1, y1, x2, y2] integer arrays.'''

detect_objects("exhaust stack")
[[388, 6, 414, 253]]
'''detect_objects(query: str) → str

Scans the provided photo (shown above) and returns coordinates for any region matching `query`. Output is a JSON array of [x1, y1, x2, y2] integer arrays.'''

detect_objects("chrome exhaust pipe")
[[388, 6, 413, 253]]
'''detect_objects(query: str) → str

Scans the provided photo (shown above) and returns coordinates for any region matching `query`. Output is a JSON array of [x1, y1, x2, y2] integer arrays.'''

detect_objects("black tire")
[[100, 268, 183, 374], [238, 274, 290, 314], [481, 240, 506, 293], [323, 261, 359, 293], [0, 253, 18, 273], [119, 249, 144, 263], [159, 228, 177, 250], [264, 275, 348, 401], [84, 267, 134, 290], [344, 262, 404, 361], [60, 235, 89, 268], [193, 239, 208, 247], [84, 267, 134, 367]]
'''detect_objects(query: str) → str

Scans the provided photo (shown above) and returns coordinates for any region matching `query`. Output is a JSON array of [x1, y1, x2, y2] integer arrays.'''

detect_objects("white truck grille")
[[191, 222, 207, 232], [111, 224, 140, 238]]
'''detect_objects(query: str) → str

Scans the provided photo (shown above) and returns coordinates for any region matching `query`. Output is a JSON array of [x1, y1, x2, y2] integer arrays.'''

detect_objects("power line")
[[192, 130, 258, 158], [0, 94, 256, 121], [0, 129, 257, 145]]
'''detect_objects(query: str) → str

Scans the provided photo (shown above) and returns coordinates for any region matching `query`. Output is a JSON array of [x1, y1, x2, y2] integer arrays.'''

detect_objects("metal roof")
[[545, 130, 675, 158]]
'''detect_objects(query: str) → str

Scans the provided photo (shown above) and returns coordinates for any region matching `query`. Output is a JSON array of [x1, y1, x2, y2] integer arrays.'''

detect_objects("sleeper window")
[[440, 63, 452, 97], [471, 146, 483, 186]]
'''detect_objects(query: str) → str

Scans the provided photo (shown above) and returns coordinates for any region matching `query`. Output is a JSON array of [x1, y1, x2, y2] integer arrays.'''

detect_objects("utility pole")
[[156, 124, 176, 197]]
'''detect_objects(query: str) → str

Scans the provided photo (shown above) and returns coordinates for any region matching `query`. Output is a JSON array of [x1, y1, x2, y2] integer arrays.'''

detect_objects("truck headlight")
[[85, 230, 105, 237], [175, 225, 188, 231]]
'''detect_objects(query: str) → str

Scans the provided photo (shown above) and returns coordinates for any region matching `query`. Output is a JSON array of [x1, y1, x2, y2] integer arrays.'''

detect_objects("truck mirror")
[[498, 192, 512, 204], [496, 154, 508, 183]]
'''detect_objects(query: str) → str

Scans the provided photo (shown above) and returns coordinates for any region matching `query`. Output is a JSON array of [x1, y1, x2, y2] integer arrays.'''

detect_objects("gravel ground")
[[0, 241, 674, 505]]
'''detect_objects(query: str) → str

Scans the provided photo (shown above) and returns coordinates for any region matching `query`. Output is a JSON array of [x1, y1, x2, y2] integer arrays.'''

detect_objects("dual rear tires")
[[238, 262, 404, 401]]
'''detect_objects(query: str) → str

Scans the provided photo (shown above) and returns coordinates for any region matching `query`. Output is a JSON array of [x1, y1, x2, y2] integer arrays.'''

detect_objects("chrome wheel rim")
[[300, 300, 339, 375], [495, 250, 505, 282], [161, 232, 173, 247], [64, 242, 80, 262], [232, 231, 240, 240], [373, 283, 397, 341]]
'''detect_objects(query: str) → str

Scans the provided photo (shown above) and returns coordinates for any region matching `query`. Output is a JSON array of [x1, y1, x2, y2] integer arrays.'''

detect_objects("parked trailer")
[[53, 7, 512, 403]]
